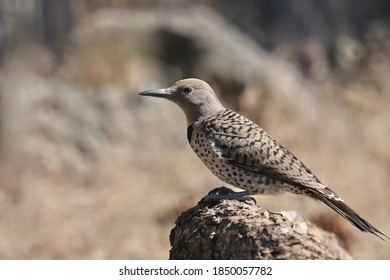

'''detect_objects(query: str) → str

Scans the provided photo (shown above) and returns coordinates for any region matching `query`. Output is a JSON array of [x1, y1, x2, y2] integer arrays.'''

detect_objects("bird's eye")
[[183, 87, 192, 94]]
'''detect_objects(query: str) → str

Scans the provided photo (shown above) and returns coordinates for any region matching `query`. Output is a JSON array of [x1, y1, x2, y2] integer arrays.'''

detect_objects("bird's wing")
[[205, 114, 322, 189]]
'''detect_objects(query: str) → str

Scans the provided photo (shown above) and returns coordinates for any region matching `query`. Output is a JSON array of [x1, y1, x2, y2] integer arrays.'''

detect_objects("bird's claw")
[[200, 186, 257, 205]]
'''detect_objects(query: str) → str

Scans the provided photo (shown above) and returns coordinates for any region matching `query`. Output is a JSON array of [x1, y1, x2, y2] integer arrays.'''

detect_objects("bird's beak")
[[138, 88, 172, 99]]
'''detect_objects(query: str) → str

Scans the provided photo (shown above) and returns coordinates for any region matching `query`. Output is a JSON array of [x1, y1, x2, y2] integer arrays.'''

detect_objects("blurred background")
[[0, 0, 389, 259]]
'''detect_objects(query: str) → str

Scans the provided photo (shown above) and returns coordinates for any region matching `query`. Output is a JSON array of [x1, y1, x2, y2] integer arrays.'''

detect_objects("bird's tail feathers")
[[309, 190, 388, 240]]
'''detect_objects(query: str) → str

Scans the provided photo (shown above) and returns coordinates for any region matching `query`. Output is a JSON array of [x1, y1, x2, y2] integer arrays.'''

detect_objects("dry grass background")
[[0, 3, 389, 260]]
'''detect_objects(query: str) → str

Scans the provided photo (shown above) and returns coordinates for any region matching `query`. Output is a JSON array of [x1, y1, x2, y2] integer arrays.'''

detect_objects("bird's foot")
[[200, 186, 256, 205]]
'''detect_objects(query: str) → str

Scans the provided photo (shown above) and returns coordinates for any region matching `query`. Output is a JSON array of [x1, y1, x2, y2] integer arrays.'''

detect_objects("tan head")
[[139, 78, 225, 125]]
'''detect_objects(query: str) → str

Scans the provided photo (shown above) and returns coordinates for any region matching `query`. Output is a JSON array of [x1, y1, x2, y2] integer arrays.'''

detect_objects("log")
[[169, 188, 351, 260]]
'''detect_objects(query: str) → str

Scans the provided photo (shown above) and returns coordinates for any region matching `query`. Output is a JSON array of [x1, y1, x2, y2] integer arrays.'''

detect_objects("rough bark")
[[169, 190, 351, 260]]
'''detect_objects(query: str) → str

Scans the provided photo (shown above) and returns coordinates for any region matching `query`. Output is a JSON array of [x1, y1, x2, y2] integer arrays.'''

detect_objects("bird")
[[139, 78, 387, 240]]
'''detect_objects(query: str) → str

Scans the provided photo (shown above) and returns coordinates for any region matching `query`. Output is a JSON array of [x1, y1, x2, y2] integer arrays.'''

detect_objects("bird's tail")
[[309, 190, 388, 240]]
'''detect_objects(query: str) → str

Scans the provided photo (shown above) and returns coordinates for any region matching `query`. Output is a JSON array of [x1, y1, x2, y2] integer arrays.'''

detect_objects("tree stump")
[[169, 189, 351, 260]]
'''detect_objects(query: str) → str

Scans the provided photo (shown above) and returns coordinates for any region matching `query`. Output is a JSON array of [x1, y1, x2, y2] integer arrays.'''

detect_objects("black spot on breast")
[[187, 124, 193, 143]]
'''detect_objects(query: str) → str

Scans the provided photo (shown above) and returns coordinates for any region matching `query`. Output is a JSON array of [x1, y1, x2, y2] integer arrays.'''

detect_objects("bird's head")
[[139, 78, 225, 125]]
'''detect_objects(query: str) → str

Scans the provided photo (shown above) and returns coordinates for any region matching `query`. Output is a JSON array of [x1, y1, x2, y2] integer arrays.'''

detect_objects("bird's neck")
[[185, 103, 225, 126]]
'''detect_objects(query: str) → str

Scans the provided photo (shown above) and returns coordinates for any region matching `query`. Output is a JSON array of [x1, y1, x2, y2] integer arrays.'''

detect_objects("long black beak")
[[138, 88, 171, 98]]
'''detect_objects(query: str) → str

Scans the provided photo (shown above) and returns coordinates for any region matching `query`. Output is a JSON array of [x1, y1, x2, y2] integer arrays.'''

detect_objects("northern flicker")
[[139, 78, 387, 240]]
